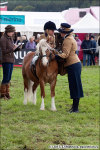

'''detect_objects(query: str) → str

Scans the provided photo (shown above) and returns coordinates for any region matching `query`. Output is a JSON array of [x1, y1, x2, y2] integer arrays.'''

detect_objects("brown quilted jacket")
[[0, 33, 15, 63]]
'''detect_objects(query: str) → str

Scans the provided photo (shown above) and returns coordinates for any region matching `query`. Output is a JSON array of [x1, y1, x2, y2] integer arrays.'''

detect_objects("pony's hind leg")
[[32, 82, 39, 105], [50, 80, 57, 111], [27, 80, 34, 102], [40, 80, 45, 110], [23, 77, 29, 105]]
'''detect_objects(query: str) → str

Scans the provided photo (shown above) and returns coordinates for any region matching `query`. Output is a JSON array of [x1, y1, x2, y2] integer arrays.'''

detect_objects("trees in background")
[[4, 0, 99, 11]]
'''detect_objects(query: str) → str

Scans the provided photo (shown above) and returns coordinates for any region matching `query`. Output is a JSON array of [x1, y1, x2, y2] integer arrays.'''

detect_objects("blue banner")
[[0, 15, 25, 25]]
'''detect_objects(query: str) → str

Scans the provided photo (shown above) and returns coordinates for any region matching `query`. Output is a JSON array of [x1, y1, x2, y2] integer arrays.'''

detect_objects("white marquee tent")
[[1, 11, 99, 34], [0, 11, 66, 33], [72, 13, 99, 33]]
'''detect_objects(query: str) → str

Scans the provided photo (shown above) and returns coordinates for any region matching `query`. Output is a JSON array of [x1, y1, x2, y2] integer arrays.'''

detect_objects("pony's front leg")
[[40, 80, 45, 110], [50, 80, 57, 111]]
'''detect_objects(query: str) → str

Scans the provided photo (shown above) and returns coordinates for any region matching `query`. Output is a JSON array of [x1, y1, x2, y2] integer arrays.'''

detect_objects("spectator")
[[16, 36, 21, 45], [21, 35, 28, 49], [35, 34, 41, 44], [13, 32, 17, 44], [90, 35, 96, 65], [16, 35, 28, 49], [25, 36, 36, 50], [81, 34, 92, 66], [75, 34, 82, 56]]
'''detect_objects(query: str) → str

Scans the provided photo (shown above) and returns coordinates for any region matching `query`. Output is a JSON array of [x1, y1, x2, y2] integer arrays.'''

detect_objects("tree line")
[[1, 0, 100, 11]]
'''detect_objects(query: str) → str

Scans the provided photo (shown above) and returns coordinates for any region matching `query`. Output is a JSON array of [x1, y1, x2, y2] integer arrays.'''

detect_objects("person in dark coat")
[[90, 35, 96, 65], [81, 34, 92, 66], [21, 35, 28, 49], [17, 35, 28, 49], [0, 25, 17, 99], [53, 23, 84, 113]]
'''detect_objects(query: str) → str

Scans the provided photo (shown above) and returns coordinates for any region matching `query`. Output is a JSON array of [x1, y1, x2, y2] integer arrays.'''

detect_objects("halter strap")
[[39, 52, 52, 59], [42, 55, 47, 57]]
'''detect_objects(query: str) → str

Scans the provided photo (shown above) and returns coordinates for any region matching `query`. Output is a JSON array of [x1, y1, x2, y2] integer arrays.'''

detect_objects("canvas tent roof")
[[72, 13, 99, 33], [0, 11, 66, 32], [90, 6, 100, 20], [61, 8, 90, 25]]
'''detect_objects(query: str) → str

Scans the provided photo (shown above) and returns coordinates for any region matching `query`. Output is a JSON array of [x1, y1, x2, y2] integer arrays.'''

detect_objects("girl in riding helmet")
[[40, 21, 57, 48]]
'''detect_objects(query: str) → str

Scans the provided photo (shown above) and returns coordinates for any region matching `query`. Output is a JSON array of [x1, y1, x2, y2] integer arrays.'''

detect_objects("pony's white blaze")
[[32, 89, 37, 105], [51, 97, 57, 111], [23, 89, 28, 105], [36, 39, 53, 66], [38, 39, 49, 66], [40, 97, 45, 110], [42, 48, 48, 66]]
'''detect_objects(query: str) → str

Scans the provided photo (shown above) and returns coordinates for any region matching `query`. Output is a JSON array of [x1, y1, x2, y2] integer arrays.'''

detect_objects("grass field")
[[0, 66, 99, 150]]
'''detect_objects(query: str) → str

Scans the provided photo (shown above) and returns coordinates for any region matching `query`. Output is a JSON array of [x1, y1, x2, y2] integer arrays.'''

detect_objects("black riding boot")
[[70, 98, 79, 113]]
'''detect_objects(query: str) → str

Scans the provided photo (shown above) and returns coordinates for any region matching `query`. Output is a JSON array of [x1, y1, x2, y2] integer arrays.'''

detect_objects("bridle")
[[39, 48, 53, 62], [36, 40, 55, 63]]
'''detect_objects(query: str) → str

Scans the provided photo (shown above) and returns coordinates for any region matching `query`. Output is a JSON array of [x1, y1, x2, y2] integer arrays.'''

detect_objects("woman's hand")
[[13, 45, 18, 50], [52, 49, 59, 54]]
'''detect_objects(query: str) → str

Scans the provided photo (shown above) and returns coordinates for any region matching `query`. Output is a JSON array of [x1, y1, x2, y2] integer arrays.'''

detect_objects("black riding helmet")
[[44, 21, 57, 30]]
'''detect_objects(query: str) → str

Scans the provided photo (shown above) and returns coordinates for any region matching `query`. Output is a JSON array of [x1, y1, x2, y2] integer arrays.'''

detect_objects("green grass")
[[0, 66, 99, 150]]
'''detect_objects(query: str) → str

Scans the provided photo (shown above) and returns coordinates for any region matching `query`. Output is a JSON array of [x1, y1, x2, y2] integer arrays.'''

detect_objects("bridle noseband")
[[39, 49, 52, 61]]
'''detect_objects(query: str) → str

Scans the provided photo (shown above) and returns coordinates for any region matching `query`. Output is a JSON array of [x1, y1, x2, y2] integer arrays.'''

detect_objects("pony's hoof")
[[33, 103, 36, 105], [32, 100, 37, 105], [40, 108, 45, 111], [51, 108, 57, 111], [23, 101, 27, 105]]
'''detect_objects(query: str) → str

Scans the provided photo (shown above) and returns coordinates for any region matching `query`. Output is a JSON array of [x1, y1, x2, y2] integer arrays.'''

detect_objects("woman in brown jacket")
[[55, 23, 84, 113], [0, 25, 17, 99]]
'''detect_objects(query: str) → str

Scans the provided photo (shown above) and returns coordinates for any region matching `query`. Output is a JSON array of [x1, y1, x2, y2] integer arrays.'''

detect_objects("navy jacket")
[[81, 40, 92, 54], [91, 40, 96, 53]]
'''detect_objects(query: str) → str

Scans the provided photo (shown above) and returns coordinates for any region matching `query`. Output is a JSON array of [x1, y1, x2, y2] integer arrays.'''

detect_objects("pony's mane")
[[35, 39, 52, 55]]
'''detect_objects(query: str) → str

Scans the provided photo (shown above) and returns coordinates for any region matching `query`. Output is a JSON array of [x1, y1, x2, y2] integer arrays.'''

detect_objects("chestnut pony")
[[22, 39, 58, 111]]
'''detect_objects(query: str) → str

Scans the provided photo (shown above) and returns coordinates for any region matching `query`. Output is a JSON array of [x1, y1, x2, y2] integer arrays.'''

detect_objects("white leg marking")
[[27, 81, 33, 102], [51, 97, 57, 111], [40, 97, 45, 110], [23, 89, 28, 105], [32, 89, 37, 105]]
